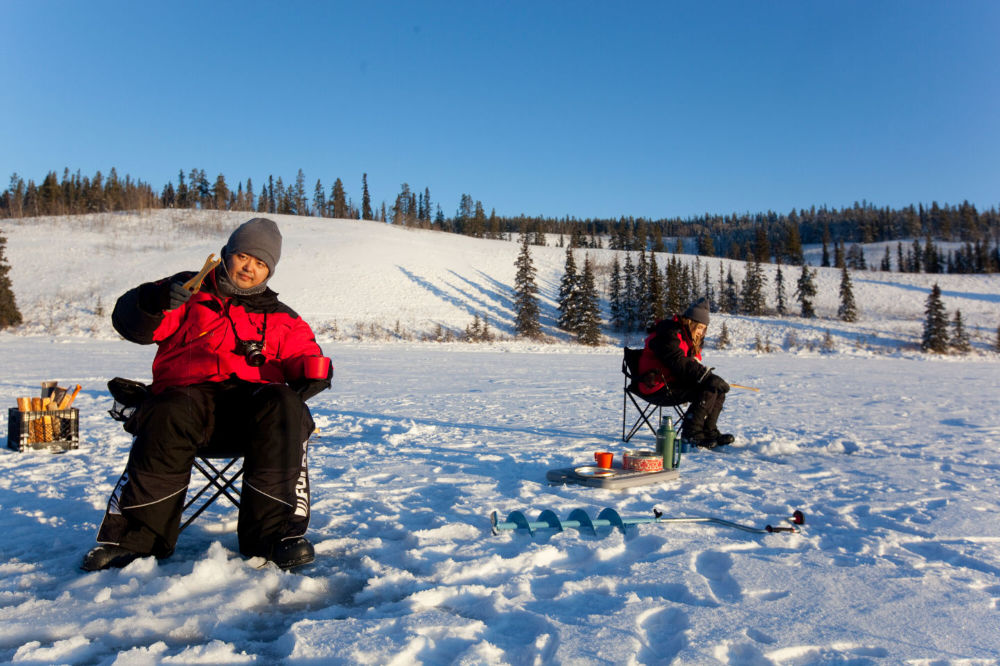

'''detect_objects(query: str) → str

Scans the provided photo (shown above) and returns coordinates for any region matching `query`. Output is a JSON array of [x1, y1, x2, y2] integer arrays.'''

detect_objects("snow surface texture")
[[1, 211, 999, 664]]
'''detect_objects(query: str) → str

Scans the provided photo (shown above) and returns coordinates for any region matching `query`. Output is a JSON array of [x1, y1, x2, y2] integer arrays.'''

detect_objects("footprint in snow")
[[694, 550, 743, 603], [636, 606, 688, 665]]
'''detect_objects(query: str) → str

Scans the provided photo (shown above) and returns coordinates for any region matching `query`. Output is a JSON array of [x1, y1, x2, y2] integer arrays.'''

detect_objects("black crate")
[[7, 408, 79, 452]]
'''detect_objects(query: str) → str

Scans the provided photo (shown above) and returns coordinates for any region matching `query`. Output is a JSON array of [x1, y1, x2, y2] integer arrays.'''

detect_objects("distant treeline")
[[3, 167, 999, 273]]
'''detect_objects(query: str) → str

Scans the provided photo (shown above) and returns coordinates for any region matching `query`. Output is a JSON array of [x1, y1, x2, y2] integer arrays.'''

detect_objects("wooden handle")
[[181, 254, 222, 294], [59, 384, 82, 410]]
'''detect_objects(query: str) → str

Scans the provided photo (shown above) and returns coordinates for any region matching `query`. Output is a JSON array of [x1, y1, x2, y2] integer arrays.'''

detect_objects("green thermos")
[[657, 417, 677, 469]]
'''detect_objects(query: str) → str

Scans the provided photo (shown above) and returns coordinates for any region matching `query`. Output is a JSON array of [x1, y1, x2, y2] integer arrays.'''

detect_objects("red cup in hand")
[[304, 355, 331, 379]]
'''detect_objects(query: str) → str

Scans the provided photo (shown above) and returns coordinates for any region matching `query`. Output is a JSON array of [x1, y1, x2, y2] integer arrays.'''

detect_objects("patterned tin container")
[[623, 449, 663, 472]]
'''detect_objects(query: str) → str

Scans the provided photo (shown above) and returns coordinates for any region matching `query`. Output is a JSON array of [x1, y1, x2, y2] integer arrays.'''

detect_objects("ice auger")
[[491, 507, 805, 537]]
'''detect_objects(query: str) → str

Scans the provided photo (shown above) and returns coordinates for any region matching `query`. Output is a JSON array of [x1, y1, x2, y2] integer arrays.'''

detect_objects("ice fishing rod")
[[491, 507, 804, 537]]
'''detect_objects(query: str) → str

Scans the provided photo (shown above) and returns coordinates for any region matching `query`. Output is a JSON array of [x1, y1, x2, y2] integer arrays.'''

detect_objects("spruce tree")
[[576, 255, 603, 345], [697, 233, 715, 257], [715, 321, 731, 349], [609, 256, 625, 330], [648, 253, 665, 324], [950, 309, 971, 353], [557, 246, 579, 332], [722, 266, 739, 314], [837, 265, 859, 322], [774, 260, 787, 315], [702, 264, 714, 311], [821, 225, 831, 267], [0, 229, 22, 329], [664, 256, 684, 315], [313, 180, 326, 216], [740, 257, 767, 315], [921, 284, 949, 353], [795, 264, 817, 318], [622, 253, 637, 331], [880, 246, 891, 271], [513, 234, 541, 338], [361, 173, 372, 221], [783, 221, 804, 264], [636, 250, 651, 328]]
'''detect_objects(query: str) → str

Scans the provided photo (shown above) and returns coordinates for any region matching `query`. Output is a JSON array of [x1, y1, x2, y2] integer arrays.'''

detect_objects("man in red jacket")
[[83, 218, 332, 571], [637, 297, 734, 448]]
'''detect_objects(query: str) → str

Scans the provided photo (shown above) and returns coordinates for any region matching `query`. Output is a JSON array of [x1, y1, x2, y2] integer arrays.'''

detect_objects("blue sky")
[[3, 1, 998, 220]]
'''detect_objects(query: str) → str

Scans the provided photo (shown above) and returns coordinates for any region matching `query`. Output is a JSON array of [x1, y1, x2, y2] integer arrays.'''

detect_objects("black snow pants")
[[676, 382, 727, 438], [96, 380, 315, 558]]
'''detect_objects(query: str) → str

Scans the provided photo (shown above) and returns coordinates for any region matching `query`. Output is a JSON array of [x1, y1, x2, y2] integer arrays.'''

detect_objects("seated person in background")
[[636, 297, 734, 449], [83, 217, 332, 571]]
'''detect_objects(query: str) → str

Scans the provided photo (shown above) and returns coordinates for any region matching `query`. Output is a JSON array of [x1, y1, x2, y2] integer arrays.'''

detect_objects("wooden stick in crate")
[[58, 384, 82, 410], [17, 397, 30, 411]]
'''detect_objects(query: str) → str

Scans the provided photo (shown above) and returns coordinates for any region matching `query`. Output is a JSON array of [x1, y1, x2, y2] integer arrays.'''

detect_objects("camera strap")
[[223, 300, 267, 348]]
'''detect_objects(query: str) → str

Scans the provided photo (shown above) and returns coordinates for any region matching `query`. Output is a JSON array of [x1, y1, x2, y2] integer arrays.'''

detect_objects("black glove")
[[706, 373, 730, 393], [162, 280, 192, 311], [291, 377, 332, 402]]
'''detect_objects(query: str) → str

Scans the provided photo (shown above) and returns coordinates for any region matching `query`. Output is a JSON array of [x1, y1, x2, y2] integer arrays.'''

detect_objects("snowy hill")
[[1, 211, 999, 664], [3, 209, 999, 354]]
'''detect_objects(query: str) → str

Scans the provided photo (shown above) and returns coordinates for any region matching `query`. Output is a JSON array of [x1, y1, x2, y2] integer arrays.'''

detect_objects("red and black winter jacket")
[[112, 268, 326, 396], [636, 316, 704, 396]]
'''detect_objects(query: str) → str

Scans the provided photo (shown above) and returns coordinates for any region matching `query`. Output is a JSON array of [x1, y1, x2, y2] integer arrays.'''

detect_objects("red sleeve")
[[279, 316, 324, 381]]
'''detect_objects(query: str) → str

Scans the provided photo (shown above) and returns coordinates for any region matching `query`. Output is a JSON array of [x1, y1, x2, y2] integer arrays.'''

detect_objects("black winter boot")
[[271, 537, 315, 569], [245, 536, 315, 569], [704, 429, 735, 447], [81, 544, 147, 571]]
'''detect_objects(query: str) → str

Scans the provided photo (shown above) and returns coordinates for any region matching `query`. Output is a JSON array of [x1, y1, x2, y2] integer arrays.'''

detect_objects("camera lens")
[[240, 341, 266, 367]]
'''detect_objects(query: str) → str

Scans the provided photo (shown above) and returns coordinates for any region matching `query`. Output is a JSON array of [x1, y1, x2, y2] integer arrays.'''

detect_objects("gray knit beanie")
[[682, 297, 711, 326], [224, 217, 282, 276]]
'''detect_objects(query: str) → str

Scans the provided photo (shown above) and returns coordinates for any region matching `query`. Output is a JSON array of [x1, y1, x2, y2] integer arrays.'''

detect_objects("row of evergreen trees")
[[508, 237, 864, 348], [596, 249, 859, 333], [5, 168, 999, 274]]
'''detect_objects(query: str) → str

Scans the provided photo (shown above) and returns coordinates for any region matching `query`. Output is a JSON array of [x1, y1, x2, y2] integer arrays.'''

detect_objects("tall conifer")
[[576, 255, 602, 345], [0, 229, 22, 329], [837, 265, 859, 322], [921, 284, 948, 353], [609, 256, 625, 330], [622, 253, 637, 331], [795, 264, 817, 318], [950, 310, 971, 353], [361, 173, 372, 221], [557, 246, 579, 332], [774, 260, 787, 315], [513, 234, 541, 338]]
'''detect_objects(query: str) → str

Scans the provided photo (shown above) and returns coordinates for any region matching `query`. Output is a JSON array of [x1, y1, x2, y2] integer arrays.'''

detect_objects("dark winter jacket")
[[112, 266, 328, 397], [637, 316, 705, 395]]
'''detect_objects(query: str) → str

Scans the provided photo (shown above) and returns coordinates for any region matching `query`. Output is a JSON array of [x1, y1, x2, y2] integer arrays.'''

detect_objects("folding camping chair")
[[621, 347, 689, 443], [107, 378, 242, 533]]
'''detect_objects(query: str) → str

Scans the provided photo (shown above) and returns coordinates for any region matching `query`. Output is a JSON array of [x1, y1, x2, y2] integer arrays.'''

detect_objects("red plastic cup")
[[594, 451, 613, 469], [304, 356, 331, 379]]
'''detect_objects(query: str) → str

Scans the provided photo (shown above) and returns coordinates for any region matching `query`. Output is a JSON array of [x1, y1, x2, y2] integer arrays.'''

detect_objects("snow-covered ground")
[[1, 212, 999, 664]]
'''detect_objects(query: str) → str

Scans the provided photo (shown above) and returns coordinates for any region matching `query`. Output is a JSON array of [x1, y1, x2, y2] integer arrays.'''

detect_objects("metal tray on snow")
[[546, 465, 679, 489]]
